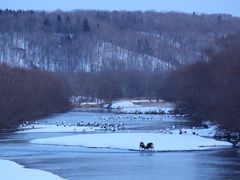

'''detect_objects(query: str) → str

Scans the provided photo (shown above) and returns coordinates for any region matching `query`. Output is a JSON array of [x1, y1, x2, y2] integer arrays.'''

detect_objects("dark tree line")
[[69, 70, 166, 102], [161, 33, 240, 130], [0, 64, 70, 129]]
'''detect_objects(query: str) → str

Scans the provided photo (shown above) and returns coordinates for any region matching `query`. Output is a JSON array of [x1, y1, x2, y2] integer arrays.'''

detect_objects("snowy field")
[[31, 133, 232, 151], [0, 159, 65, 180], [109, 100, 175, 114]]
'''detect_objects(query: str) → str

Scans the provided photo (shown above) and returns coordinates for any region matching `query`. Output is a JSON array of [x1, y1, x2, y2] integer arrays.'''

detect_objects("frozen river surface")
[[1, 109, 240, 180]]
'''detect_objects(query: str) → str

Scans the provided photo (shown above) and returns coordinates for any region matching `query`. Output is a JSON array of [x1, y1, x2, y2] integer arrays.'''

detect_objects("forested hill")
[[1, 9, 240, 72]]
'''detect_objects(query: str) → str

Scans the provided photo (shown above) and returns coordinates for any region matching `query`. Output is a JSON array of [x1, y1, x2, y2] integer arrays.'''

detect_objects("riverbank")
[[71, 98, 177, 114], [0, 159, 65, 180], [0, 108, 70, 133], [106, 100, 175, 114]]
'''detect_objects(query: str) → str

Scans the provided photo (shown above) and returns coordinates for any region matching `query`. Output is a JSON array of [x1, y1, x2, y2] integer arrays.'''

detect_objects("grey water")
[[1, 108, 240, 180]]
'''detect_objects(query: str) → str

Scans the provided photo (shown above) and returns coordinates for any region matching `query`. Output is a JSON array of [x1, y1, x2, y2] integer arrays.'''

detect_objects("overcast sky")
[[0, 0, 239, 17]]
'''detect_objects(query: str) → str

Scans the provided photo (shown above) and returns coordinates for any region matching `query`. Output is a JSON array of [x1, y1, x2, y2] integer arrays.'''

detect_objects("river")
[[0, 108, 240, 180]]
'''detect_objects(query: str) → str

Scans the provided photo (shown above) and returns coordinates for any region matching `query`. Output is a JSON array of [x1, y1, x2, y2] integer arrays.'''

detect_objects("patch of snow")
[[69, 96, 103, 105], [130, 99, 163, 103], [110, 101, 138, 109], [202, 120, 217, 127], [196, 126, 218, 137], [80, 102, 101, 105], [236, 141, 240, 147], [103, 104, 110, 108], [0, 159, 65, 180], [31, 133, 232, 151]]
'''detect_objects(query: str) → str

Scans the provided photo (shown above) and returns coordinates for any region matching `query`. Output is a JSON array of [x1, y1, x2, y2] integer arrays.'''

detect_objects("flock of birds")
[[19, 114, 199, 135], [19, 119, 126, 132], [149, 126, 198, 135], [99, 115, 155, 121], [98, 114, 180, 122]]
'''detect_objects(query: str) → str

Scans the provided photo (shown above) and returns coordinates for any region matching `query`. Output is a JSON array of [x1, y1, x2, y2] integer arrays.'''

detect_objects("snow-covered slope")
[[94, 41, 174, 71], [0, 33, 173, 72]]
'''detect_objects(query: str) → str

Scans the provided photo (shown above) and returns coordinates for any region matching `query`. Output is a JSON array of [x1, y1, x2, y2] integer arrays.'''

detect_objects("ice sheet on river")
[[31, 133, 232, 151], [0, 159, 65, 180], [16, 124, 100, 133]]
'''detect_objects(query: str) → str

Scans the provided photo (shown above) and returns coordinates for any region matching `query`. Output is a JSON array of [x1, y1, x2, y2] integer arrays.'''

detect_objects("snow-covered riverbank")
[[108, 100, 175, 114], [0, 159, 65, 180], [31, 133, 232, 151]]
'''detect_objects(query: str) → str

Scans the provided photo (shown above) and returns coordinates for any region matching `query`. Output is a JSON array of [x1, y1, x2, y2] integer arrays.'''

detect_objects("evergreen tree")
[[44, 18, 50, 27], [82, 18, 90, 32]]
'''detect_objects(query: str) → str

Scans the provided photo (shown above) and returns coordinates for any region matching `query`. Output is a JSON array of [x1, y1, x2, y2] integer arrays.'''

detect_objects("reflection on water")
[[0, 109, 240, 180]]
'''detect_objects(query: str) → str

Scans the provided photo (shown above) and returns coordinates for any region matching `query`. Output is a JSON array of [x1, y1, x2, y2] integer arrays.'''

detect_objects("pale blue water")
[[1, 109, 240, 180]]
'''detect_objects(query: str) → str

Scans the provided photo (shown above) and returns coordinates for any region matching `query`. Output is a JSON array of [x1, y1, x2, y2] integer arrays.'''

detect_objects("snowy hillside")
[[1, 10, 240, 72], [0, 34, 172, 72]]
